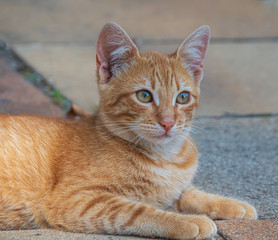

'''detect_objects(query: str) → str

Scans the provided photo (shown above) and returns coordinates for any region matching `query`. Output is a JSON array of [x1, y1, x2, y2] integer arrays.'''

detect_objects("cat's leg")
[[177, 186, 257, 220], [46, 192, 217, 239], [0, 202, 37, 230]]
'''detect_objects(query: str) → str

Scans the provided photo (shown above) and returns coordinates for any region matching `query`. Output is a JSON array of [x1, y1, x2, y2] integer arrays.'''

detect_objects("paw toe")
[[242, 203, 257, 219], [188, 216, 217, 239]]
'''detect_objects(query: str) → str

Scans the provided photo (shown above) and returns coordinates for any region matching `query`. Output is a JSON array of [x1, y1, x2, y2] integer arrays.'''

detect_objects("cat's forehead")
[[137, 51, 195, 92]]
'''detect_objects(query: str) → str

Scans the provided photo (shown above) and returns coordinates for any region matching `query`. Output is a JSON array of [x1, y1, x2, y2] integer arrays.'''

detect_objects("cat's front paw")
[[207, 198, 257, 220], [175, 215, 217, 240]]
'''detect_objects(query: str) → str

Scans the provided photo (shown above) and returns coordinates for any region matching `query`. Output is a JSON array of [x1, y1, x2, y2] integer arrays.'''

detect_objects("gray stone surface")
[[0, 58, 65, 118], [216, 219, 278, 240], [193, 116, 278, 219], [0, 228, 223, 240], [14, 44, 99, 112], [0, 229, 151, 240], [1, 0, 278, 44]]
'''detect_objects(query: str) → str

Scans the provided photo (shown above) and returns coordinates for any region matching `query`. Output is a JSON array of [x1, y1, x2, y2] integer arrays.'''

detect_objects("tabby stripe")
[[176, 196, 182, 213], [79, 194, 112, 217], [95, 219, 104, 233], [81, 185, 114, 193], [72, 198, 85, 208], [167, 69, 172, 88], [119, 203, 138, 231], [112, 112, 136, 118], [154, 71, 161, 86], [107, 93, 130, 108], [95, 207, 107, 219], [64, 185, 119, 200], [151, 72, 156, 89], [62, 199, 84, 215], [124, 205, 146, 227], [174, 71, 180, 90], [108, 202, 127, 230], [94, 198, 123, 218]]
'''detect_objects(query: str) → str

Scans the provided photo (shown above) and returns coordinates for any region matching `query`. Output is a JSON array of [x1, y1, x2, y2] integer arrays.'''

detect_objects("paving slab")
[[200, 43, 278, 116], [0, 0, 278, 44], [0, 228, 225, 240], [0, 58, 65, 118], [14, 42, 278, 116], [0, 229, 156, 240], [14, 44, 98, 112], [216, 219, 278, 240]]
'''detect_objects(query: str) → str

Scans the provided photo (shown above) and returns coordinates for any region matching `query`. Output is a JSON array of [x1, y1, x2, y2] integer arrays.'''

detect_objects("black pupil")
[[143, 92, 149, 98], [181, 92, 187, 99]]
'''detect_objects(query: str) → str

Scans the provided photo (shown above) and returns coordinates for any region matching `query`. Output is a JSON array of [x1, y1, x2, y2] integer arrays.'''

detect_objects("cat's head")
[[96, 23, 210, 149]]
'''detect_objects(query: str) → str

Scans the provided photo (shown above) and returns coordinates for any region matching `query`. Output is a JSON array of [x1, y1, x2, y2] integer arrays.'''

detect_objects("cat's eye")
[[176, 91, 190, 104], [136, 90, 153, 103]]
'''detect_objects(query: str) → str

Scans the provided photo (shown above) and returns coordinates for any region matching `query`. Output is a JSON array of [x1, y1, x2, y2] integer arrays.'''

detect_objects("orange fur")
[[0, 23, 256, 239]]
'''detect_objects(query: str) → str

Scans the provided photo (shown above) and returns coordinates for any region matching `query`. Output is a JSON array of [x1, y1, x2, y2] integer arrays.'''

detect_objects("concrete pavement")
[[0, 58, 65, 118]]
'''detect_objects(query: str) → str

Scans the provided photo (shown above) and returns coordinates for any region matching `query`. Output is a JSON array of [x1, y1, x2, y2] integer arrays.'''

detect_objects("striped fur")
[[0, 23, 256, 239]]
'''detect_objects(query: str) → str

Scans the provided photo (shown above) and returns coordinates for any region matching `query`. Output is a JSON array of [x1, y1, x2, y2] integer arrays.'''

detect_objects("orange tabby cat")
[[0, 23, 256, 239]]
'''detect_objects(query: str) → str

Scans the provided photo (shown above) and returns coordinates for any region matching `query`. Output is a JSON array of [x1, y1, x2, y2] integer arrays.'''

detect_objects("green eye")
[[136, 90, 153, 103], [176, 91, 190, 104]]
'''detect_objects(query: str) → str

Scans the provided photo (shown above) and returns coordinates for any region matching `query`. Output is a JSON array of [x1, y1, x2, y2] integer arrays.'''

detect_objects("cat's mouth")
[[151, 132, 173, 141], [154, 133, 170, 138]]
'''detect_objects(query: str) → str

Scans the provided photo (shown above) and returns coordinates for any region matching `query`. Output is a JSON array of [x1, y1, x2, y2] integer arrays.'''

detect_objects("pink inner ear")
[[96, 54, 101, 72], [96, 36, 111, 75], [192, 66, 203, 84], [96, 54, 110, 83], [96, 23, 139, 83], [177, 26, 210, 84]]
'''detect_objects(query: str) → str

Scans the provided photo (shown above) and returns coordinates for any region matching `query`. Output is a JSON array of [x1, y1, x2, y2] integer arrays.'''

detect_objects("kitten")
[[0, 23, 256, 239]]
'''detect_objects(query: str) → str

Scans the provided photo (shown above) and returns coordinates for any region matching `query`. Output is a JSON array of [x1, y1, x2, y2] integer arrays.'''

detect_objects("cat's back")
[[0, 114, 66, 158], [0, 114, 68, 194], [0, 114, 65, 135]]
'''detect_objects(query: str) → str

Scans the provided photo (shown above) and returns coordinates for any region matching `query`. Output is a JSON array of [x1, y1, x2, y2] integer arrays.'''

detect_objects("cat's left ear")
[[96, 22, 139, 83], [176, 26, 210, 86]]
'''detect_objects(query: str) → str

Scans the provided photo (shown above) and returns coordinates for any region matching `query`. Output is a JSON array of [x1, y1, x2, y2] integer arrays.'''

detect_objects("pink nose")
[[160, 120, 175, 132]]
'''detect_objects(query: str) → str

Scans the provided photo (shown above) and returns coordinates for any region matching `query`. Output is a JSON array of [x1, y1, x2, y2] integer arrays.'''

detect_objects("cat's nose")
[[160, 120, 175, 132]]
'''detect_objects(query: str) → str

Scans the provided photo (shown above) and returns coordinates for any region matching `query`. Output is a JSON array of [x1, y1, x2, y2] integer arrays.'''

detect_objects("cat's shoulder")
[[0, 114, 71, 130]]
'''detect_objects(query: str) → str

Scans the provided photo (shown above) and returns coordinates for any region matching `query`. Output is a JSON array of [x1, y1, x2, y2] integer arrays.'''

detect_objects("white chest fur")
[[143, 164, 196, 210]]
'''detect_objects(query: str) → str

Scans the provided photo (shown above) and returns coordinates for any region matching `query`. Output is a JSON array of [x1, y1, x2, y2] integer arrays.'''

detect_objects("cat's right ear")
[[96, 22, 139, 83], [176, 26, 210, 86]]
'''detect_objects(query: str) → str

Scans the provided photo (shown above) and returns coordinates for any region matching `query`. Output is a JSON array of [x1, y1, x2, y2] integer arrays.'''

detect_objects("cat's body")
[[0, 23, 257, 239], [0, 114, 196, 229]]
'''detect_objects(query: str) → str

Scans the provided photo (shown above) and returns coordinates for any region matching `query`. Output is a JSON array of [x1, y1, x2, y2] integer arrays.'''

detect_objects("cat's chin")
[[146, 134, 175, 145]]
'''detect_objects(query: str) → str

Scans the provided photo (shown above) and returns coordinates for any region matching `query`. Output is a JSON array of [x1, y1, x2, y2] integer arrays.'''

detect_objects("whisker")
[[92, 111, 116, 116], [94, 123, 139, 127], [86, 122, 140, 130], [93, 126, 139, 142], [186, 138, 198, 153], [131, 133, 147, 153]]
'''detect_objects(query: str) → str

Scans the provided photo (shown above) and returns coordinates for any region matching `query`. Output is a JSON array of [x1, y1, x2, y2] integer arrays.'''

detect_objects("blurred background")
[[0, 0, 278, 116]]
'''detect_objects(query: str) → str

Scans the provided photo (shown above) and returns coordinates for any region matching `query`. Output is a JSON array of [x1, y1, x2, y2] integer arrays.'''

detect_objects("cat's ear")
[[176, 26, 210, 86], [96, 22, 139, 83]]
